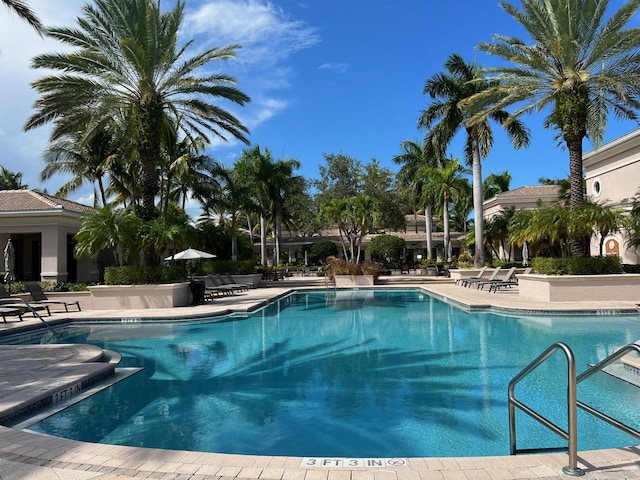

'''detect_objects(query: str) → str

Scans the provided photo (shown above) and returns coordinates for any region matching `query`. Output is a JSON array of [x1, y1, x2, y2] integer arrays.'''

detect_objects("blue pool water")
[[6, 289, 640, 457]]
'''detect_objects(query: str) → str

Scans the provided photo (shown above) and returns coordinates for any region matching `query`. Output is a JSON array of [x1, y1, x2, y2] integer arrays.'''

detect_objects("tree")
[[392, 140, 440, 260], [420, 53, 529, 268], [25, 0, 250, 239], [313, 153, 363, 206], [74, 205, 142, 266], [41, 124, 121, 207], [361, 159, 406, 231], [308, 238, 338, 265], [573, 200, 624, 257], [0, 166, 27, 189], [471, 0, 640, 256], [1, 0, 43, 34], [368, 235, 406, 268], [319, 196, 381, 263], [418, 158, 470, 263], [483, 170, 512, 200]]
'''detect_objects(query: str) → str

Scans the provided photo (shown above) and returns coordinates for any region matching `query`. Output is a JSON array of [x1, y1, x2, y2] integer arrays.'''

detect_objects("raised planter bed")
[[334, 275, 375, 287], [518, 274, 640, 302], [88, 282, 190, 309]]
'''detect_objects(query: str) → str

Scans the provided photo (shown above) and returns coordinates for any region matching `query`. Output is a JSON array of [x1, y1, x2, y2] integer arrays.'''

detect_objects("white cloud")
[[184, 0, 320, 68], [318, 62, 349, 74]]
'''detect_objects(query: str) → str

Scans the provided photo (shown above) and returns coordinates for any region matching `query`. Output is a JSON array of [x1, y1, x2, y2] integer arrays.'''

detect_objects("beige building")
[[482, 128, 640, 265], [0, 190, 96, 283], [584, 129, 640, 265]]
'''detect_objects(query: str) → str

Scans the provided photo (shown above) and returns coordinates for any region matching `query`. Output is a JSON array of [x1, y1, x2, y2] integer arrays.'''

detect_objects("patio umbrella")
[[3, 239, 15, 293], [164, 248, 216, 261], [522, 241, 529, 266]]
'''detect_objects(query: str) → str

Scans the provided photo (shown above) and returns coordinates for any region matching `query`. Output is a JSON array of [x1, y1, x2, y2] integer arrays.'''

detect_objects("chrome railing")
[[508, 341, 640, 477]]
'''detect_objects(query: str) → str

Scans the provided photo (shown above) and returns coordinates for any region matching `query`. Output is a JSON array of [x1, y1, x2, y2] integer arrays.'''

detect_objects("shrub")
[[531, 256, 623, 275], [325, 257, 381, 281], [367, 235, 406, 267], [104, 266, 184, 285], [308, 239, 338, 265], [200, 260, 256, 275]]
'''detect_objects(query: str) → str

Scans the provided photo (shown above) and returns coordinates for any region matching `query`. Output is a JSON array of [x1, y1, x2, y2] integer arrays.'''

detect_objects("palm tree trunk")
[[275, 205, 282, 266], [567, 137, 588, 257], [231, 214, 238, 261], [425, 202, 433, 261], [260, 214, 267, 267], [471, 137, 484, 267], [443, 194, 451, 263]]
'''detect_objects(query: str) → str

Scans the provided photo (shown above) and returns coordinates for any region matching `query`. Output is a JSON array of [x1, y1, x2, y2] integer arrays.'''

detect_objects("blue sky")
[[1, 0, 639, 217]]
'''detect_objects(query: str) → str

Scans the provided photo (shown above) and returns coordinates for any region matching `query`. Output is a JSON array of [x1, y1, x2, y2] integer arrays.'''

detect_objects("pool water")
[[7, 290, 640, 457]]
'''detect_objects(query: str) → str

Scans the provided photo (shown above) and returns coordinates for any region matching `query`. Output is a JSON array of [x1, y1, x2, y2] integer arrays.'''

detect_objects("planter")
[[518, 273, 640, 302], [89, 282, 191, 309], [230, 274, 263, 288], [334, 275, 375, 287]]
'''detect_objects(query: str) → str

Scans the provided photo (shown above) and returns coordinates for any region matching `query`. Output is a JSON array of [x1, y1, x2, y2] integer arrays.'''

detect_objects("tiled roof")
[[0, 190, 93, 214], [493, 185, 561, 198]]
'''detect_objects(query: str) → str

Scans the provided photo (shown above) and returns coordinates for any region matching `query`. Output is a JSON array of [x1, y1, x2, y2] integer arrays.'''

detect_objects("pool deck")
[[0, 277, 639, 479]]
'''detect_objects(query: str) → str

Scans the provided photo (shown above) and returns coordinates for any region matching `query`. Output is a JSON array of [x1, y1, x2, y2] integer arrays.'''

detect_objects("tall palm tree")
[[0, 166, 27, 189], [418, 158, 470, 263], [25, 0, 250, 228], [2, 0, 43, 34], [470, 0, 640, 256], [420, 53, 529, 268], [392, 139, 439, 260]]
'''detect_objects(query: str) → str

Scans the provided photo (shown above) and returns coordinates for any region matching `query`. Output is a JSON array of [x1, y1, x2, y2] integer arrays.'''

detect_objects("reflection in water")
[[7, 290, 640, 457]]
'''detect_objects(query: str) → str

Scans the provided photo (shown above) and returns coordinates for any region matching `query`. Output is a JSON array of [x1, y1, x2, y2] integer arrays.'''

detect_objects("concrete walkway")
[[0, 279, 639, 479]]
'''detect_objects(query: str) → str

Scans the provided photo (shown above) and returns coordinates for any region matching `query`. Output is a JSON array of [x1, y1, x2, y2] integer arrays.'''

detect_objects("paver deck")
[[0, 277, 639, 479]]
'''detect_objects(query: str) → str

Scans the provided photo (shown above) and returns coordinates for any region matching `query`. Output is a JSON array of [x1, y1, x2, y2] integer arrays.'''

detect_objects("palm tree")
[[25, 0, 250, 229], [420, 53, 529, 268], [0, 166, 27, 189], [392, 139, 439, 260], [41, 125, 121, 207], [483, 170, 512, 200], [419, 158, 470, 263], [573, 200, 624, 256], [470, 0, 640, 256], [2, 0, 43, 34]]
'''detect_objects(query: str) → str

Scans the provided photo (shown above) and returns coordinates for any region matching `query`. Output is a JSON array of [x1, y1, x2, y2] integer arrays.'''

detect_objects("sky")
[[1, 0, 639, 219]]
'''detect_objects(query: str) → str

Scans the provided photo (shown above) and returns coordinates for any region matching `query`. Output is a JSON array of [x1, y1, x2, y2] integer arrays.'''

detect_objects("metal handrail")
[[509, 341, 640, 477], [508, 341, 582, 476], [576, 343, 640, 441]]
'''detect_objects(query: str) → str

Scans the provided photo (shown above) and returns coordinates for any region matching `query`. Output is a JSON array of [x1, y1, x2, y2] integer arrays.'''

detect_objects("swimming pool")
[[6, 289, 640, 457]]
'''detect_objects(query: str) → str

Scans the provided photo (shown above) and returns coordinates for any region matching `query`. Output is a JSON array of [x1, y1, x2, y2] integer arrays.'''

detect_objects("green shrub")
[[200, 260, 256, 275], [308, 239, 338, 265], [531, 256, 623, 275], [623, 264, 640, 274], [104, 266, 184, 285], [367, 235, 406, 267]]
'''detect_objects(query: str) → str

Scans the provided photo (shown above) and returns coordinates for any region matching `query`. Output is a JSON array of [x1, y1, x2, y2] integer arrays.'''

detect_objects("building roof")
[[490, 185, 561, 200], [0, 190, 93, 214]]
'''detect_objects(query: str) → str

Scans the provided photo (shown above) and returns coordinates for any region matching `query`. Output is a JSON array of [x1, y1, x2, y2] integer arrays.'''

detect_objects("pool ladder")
[[509, 341, 640, 476]]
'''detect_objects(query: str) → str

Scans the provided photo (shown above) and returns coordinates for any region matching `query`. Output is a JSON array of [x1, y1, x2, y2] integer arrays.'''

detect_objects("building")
[[482, 128, 640, 265], [0, 190, 96, 283]]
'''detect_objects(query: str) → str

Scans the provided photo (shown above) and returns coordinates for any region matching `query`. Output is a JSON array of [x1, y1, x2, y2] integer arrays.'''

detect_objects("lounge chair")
[[455, 266, 487, 286], [0, 306, 23, 322], [462, 267, 502, 288], [210, 275, 246, 294], [224, 273, 255, 289], [0, 284, 51, 316], [216, 274, 249, 292], [203, 275, 236, 296], [487, 267, 532, 293], [477, 267, 517, 291], [24, 281, 81, 312]]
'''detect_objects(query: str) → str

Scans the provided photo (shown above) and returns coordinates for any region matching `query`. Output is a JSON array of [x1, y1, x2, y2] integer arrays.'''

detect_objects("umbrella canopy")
[[522, 241, 529, 267], [3, 238, 16, 286], [164, 248, 216, 261]]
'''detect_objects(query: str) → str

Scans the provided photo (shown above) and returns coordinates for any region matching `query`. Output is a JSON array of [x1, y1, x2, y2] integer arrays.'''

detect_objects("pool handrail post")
[[508, 341, 583, 476]]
